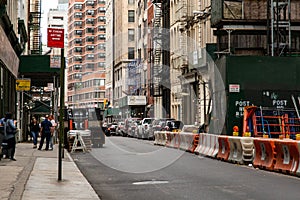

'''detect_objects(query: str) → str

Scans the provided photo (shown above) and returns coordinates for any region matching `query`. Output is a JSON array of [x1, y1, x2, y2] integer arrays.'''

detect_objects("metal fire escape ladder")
[[179, 0, 188, 71], [29, 0, 42, 55], [271, 0, 291, 56], [152, 3, 162, 96]]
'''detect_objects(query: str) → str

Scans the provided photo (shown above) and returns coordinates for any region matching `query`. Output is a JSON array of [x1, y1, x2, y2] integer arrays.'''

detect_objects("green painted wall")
[[217, 56, 300, 135]]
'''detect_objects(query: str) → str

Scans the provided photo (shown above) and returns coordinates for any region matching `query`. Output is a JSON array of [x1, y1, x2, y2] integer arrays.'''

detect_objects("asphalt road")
[[71, 137, 300, 200]]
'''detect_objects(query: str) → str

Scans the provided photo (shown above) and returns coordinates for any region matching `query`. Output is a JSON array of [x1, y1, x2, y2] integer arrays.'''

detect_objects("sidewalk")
[[0, 142, 100, 200]]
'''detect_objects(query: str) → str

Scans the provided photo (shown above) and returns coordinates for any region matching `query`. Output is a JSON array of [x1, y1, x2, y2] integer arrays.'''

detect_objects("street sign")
[[16, 79, 31, 91], [47, 28, 64, 48]]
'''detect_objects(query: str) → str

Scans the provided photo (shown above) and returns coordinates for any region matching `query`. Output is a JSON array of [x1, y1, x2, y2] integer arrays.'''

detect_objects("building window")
[[74, 12, 83, 18], [86, 10, 95, 15], [98, 43, 105, 50], [98, 62, 105, 67], [128, 47, 134, 59], [98, 16, 106, 22], [98, 53, 105, 58], [74, 4, 83, 10], [128, 0, 134, 4], [74, 21, 83, 27], [98, 34, 106, 40], [86, 45, 95, 51], [128, 10, 135, 22], [98, 25, 105, 31], [87, 54, 94, 60], [86, 36, 95, 42], [53, 16, 64, 20], [128, 29, 134, 42], [86, 18, 94, 24], [86, 28, 94, 34], [98, 7, 105, 12]]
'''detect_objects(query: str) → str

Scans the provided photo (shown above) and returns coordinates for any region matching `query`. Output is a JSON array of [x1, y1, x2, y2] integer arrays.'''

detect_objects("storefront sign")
[[0, 26, 19, 77], [128, 96, 146, 105], [16, 79, 31, 91]]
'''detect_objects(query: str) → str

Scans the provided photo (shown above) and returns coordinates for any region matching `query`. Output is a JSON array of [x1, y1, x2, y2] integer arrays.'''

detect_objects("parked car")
[[116, 121, 125, 136], [125, 118, 142, 137], [163, 120, 184, 132], [106, 122, 118, 136], [137, 118, 155, 139], [181, 125, 199, 133], [148, 118, 175, 140]]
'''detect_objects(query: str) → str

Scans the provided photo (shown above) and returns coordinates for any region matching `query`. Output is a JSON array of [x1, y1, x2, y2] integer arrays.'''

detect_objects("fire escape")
[[152, 2, 162, 96], [270, 0, 291, 56], [178, 0, 188, 73], [151, 0, 171, 117], [28, 0, 42, 55]]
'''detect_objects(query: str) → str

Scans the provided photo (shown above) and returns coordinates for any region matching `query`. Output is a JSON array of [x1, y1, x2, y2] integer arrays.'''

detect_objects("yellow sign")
[[16, 79, 31, 91]]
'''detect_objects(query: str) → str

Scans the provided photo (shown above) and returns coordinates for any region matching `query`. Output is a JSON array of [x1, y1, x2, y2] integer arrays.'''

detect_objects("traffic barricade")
[[173, 132, 180, 149], [240, 137, 254, 163], [253, 138, 276, 170], [68, 129, 91, 152], [166, 132, 173, 147], [154, 131, 159, 145], [179, 133, 198, 153], [217, 136, 230, 161], [206, 134, 219, 158], [228, 136, 243, 164], [274, 140, 300, 174], [191, 134, 200, 153], [194, 133, 206, 155], [296, 141, 300, 176]]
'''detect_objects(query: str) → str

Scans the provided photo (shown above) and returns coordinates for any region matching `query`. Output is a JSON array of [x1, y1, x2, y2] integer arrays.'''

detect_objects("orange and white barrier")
[[297, 141, 300, 176], [228, 136, 243, 164], [253, 138, 276, 170], [274, 140, 300, 174], [240, 137, 254, 163], [217, 136, 230, 161], [195, 133, 219, 158], [179, 133, 198, 153], [154, 131, 168, 146], [165, 132, 180, 148]]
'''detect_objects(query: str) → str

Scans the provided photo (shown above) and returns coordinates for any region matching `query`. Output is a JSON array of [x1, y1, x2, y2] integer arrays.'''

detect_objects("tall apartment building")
[[105, 0, 147, 119], [67, 0, 106, 109]]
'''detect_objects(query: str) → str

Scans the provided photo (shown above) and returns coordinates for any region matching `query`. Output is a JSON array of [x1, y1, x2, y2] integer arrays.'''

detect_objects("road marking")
[[132, 180, 169, 185]]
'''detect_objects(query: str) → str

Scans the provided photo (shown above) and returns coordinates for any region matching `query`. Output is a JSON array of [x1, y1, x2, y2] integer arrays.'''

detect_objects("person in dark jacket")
[[30, 117, 40, 148], [38, 115, 52, 151]]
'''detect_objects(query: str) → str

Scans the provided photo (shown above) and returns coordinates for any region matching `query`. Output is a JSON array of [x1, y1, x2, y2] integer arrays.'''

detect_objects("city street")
[[71, 137, 300, 200]]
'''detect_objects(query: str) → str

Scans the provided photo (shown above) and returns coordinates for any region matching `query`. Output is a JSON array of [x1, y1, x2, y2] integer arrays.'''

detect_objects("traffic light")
[[103, 98, 107, 109]]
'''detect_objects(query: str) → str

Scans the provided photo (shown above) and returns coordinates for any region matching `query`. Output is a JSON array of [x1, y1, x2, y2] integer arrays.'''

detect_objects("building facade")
[[0, 1, 27, 115], [67, 0, 106, 109]]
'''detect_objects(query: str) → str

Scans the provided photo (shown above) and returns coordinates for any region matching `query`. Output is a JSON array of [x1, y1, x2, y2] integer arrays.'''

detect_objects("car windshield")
[[144, 118, 154, 124], [182, 126, 198, 133], [172, 121, 183, 129]]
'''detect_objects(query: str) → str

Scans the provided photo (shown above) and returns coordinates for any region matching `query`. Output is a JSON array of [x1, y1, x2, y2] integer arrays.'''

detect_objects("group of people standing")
[[29, 114, 57, 151], [0, 113, 57, 161]]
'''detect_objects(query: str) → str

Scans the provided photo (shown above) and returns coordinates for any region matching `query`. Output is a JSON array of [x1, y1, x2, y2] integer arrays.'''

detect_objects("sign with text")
[[16, 79, 31, 91], [47, 28, 64, 48]]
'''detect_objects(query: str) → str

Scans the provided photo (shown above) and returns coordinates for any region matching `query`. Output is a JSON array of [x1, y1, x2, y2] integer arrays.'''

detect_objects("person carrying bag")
[[1, 112, 17, 161]]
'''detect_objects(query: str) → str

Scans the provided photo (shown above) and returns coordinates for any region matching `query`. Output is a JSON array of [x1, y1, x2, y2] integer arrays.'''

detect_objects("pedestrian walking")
[[38, 114, 52, 151], [30, 117, 40, 148], [49, 115, 57, 150], [1, 112, 17, 161]]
